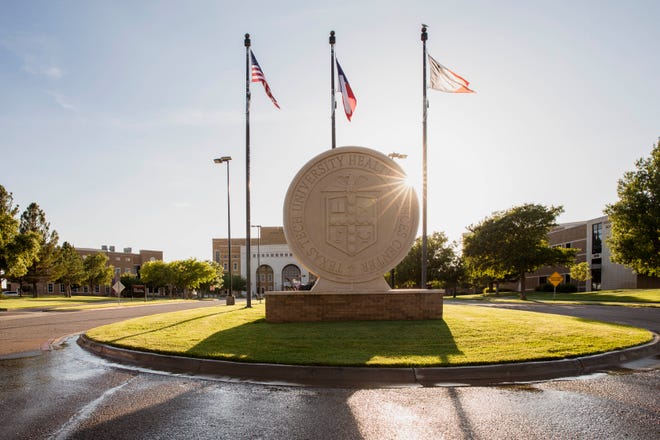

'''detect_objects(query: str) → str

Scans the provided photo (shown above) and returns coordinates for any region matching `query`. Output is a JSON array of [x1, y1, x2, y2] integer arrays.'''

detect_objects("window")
[[565, 243, 571, 248], [564, 274, 571, 283], [60, 284, 65, 293], [233, 262, 238, 271], [48, 283, 53, 293], [125, 257, 131, 262], [223, 263, 228, 270], [592, 223, 603, 254], [115, 268, 121, 277], [105, 286, 110, 294], [591, 268, 602, 290], [125, 268, 131, 273], [539, 276, 547, 285], [215, 251, 220, 262], [95, 285, 100, 293]]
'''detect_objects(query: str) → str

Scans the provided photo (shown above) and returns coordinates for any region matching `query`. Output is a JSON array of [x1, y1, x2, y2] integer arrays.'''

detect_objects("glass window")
[[48, 283, 53, 293], [60, 284, 65, 293], [223, 263, 228, 270], [233, 262, 238, 271], [592, 223, 602, 254], [95, 285, 100, 293]]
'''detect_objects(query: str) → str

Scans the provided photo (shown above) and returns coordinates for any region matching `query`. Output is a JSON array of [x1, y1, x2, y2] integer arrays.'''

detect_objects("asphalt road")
[[1, 336, 658, 440], [1, 300, 659, 439], [0, 299, 224, 357]]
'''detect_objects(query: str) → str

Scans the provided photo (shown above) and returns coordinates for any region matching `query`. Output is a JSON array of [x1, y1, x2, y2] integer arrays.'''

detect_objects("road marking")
[[48, 377, 135, 440]]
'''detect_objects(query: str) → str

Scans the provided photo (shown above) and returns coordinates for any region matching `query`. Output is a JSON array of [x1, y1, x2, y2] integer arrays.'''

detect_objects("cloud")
[[42, 66, 64, 78], [45, 91, 77, 112], [1, 35, 65, 79]]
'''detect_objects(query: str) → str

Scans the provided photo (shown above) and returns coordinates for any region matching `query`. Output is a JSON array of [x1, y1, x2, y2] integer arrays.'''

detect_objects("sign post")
[[548, 272, 563, 299], [112, 281, 125, 304]]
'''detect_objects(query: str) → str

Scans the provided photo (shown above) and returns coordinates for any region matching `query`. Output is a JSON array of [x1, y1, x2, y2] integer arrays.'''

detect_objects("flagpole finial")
[[421, 25, 427, 42], [329, 31, 335, 45], [244, 33, 251, 47]]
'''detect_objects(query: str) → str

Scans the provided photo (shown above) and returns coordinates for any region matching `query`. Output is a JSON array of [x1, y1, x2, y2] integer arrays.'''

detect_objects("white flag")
[[428, 54, 475, 93]]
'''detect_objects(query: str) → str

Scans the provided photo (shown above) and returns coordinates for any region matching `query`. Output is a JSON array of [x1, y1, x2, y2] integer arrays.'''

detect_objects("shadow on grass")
[[186, 318, 463, 367]]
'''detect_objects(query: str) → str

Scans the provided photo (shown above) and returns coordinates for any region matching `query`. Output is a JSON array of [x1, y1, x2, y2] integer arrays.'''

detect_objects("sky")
[[1, 0, 659, 262]]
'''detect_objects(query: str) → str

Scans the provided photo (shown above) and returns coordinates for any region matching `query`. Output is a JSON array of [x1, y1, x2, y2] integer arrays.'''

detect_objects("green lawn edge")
[[84, 303, 654, 368], [447, 288, 660, 307]]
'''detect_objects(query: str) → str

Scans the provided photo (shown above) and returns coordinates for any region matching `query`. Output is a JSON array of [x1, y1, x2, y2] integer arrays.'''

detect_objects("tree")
[[221, 273, 246, 294], [170, 258, 217, 299], [0, 185, 40, 286], [198, 261, 224, 298], [604, 140, 660, 277], [140, 260, 174, 296], [83, 252, 113, 294], [393, 232, 456, 288], [463, 204, 577, 300], [17, 203, 59, 297], [440, 248, 467, 298], [55, 242, 85, 297], [569, 262, 592, 287]]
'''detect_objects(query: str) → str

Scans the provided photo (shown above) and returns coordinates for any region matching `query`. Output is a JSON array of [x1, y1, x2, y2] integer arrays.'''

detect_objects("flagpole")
[[421, 25, 428, 289], [244, 33, 252, 308], [330, 30, 336, 149]]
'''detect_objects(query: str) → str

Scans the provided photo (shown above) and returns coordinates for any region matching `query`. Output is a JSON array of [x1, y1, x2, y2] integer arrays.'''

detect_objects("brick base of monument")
[[265, 290, 443, 323]]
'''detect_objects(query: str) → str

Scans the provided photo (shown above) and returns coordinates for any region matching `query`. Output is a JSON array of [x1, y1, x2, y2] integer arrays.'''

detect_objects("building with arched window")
[[212, 226, 315, 295]]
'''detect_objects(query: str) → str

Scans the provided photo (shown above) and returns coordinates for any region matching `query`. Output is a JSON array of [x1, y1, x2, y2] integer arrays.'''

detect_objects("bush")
[[535, 283, 578, 293], [482, 287, 513, 294]]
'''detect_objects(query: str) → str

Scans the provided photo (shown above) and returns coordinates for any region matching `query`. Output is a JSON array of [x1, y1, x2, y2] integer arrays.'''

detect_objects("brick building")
[[212, 226, 315, 294], [526, 215, 660, 291], [5, 245, 163, 296]]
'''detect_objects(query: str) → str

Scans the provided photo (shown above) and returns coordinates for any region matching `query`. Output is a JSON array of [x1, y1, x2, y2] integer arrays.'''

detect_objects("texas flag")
[[428, 54, 475, 93], [336, 59, 357, 121]]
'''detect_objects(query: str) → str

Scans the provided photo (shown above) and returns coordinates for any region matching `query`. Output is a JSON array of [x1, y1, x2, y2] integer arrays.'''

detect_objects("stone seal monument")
[[266, 146, 443, 322]]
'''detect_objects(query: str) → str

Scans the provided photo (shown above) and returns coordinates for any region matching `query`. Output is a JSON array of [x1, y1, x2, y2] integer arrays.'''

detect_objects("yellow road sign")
[[548, 272, 563, 287]]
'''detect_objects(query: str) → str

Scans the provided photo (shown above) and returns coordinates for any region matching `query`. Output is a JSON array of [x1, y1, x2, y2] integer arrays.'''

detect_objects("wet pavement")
[[1, 336, 658, 439], [1, 300, 659, 439]]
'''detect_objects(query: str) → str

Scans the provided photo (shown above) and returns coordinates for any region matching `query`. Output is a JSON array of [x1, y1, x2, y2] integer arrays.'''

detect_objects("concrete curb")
[[77, 333, 659, 388]]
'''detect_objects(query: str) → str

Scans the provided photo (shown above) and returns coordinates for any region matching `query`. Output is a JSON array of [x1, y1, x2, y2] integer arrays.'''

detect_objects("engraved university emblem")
[[324, 174, 378, 256]]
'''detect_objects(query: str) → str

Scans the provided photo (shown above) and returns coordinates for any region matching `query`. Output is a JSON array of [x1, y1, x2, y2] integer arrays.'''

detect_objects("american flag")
[[250, 50, 280, 109]]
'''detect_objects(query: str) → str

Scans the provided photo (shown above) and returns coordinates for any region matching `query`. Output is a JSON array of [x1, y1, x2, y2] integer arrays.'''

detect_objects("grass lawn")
[[0, 295, 194, 311], [85, 303, 653, 367], [449, 288, 660, 306]]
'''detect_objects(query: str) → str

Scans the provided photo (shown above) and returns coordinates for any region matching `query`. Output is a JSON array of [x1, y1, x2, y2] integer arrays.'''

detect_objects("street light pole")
[[252, 225, 262, 300], [387, 152, 408, 289], [214, 156, 234, 305]]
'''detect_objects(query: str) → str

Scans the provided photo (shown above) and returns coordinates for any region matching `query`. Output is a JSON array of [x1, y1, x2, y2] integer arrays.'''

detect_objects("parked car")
[[2, 291, 19, 296]]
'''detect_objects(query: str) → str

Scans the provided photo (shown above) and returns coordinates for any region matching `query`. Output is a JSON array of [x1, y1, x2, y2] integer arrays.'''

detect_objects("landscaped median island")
[[84, 303, 653, 367]]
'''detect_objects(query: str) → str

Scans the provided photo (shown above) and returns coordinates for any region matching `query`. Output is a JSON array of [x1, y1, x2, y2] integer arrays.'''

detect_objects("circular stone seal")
[[283, 146, 419, 292]]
